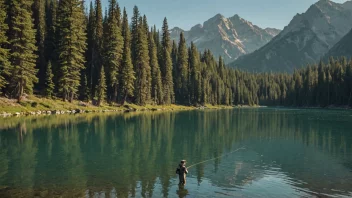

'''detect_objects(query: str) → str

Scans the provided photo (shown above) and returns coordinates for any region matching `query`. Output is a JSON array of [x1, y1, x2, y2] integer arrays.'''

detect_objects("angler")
[[176, 160, 188, 185]]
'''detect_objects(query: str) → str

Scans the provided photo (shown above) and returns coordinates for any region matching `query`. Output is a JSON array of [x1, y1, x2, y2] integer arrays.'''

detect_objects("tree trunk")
[[122, 92, 127, 105], [17, 81, 23, 103], [69, 92, 74, 103], [112, 85, 118, 103]]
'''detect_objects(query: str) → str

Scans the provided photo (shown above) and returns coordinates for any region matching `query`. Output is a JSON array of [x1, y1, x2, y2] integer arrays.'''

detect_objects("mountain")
[[324, 28, 352, 60], [229, 0, 352, 73], [170, 14, 281, 64]]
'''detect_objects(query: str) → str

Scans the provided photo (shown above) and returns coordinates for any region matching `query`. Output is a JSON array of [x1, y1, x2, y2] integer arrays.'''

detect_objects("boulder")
[[0, 112, 10, 117], [75, 109, 83, 113], [79, 101, 88, 107], [13, 112, 20, 116]]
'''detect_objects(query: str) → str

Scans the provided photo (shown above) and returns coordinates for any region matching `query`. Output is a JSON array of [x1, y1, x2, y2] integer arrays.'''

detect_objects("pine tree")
[[104, 0, 123, 103], [131, 6, 140, 67], [56, 0, 87, 102], [120, 7, 135, 104], [8, 0, 38, 102], [142, 15, 149, 36], [189, 42, 201, 105], [44, 61, 54, 98], [171, 40, 178, 93], [95, 67, 107, 106], [114, 1, 121, 26], [94, 0, 103, 68], [86, 1, 95, 96], [86, 0, 104, 99], [95, 0, 103, 49], [0, 0, 10, 92], [44, 0, 57, 83], [144, 15, 152, 101], [176, 32, 189, 104], [33, 0, 46, 90], [149, 31, 163, 105], [134, 16, 150, 106], [160, 18, 174, 104]]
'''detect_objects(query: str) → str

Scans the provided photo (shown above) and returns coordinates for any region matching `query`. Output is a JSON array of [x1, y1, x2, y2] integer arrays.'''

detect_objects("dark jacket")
[[176, 164, 188, 175]]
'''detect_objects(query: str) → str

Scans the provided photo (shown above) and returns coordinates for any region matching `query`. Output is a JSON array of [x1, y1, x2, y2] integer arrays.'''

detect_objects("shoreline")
[[268, 105, 351, 110], [0, 96, 233, 118]]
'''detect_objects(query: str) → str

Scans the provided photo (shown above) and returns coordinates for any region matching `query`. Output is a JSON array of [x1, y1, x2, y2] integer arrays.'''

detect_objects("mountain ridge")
[[169, 13, 281, 64], [229, 0, 352, 73]]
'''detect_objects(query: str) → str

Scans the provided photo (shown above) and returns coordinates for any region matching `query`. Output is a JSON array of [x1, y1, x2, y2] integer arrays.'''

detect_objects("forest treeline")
[[0, 0, 351, 107]]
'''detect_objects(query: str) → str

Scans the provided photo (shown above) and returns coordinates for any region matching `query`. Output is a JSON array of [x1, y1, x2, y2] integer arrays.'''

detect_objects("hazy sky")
[[87, 0, 348, 30]]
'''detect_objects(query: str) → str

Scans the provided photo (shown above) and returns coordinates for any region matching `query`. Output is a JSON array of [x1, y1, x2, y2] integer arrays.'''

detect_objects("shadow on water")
[[0, 108, 351, 197]]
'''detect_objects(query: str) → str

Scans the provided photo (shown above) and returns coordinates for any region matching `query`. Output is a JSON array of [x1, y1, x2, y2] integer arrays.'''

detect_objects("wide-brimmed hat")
[[180, 160, 186, 163]]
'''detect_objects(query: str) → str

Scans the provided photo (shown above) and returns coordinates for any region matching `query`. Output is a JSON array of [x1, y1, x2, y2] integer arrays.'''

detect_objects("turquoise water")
[[0, 108, 351, 197]]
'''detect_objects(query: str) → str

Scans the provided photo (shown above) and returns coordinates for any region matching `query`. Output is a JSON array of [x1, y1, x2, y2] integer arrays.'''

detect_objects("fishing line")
[[187, 146, 246, 169]]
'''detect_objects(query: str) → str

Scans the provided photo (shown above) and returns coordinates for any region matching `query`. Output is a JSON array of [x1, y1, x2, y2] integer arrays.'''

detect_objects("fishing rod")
[[186, 146, 246, 169]]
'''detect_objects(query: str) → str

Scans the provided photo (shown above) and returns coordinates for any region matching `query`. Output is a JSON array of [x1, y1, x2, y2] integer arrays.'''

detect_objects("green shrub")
[[31, 102, 38, 107]]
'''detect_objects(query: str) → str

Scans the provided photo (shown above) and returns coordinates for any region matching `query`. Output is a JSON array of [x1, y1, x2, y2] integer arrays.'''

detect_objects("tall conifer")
[[189, 42, 201, 104], [104, 0, 123, 103], [176, 32, 189, 104], [160, 18, 174, 104], [8, 0, 38, 102], [0, 0, 10, 92], [149, 30, 163, 104], [134, 16, 150, 105], [115, 2, 121, 26], [33, 0, 46, 90], [131, 6, 140, 67], [95, 67, 107, 106], [44, 0, 57, 82], [56, 0, 86, 102], [86, 1, 95, 96], [120, 8, 135, 104], [44, 61, 54, 98]]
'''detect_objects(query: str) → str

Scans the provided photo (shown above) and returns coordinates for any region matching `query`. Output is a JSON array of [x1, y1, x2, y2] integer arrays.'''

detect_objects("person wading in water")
[[176, 160, 188, 185]]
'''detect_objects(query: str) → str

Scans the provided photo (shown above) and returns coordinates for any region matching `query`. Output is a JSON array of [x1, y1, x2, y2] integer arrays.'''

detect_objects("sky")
[[87, 0, 348, 30]]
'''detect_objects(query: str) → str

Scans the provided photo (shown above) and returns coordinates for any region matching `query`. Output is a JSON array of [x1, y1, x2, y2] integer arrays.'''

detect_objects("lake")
[[0, 108, 351, 198]]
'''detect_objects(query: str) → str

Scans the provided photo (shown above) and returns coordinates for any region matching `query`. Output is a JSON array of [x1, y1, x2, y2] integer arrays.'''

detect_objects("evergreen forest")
[[0, 0, 351, 107]]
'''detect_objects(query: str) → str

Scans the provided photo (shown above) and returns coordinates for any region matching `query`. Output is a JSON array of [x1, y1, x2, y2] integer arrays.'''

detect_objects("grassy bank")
[[0, 95, 233, 116]]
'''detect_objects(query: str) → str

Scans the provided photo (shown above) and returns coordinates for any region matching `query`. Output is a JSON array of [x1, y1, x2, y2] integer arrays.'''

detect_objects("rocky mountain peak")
[[315, 0, 335, 8], [170, 14, 281, 64], [203, 13, 227, 29], [229, 0, 352, 73]]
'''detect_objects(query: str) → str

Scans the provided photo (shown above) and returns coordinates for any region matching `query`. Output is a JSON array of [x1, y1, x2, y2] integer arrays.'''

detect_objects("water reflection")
[[0, 109, 351, 197]]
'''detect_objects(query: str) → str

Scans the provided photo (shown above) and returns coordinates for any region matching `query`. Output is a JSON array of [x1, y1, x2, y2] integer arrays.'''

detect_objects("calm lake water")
[[0, 108, 351, 198]]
